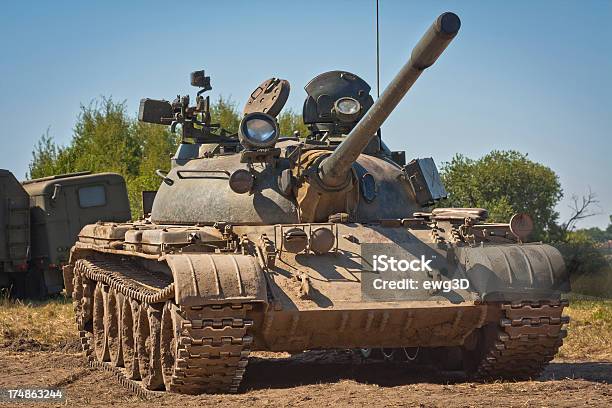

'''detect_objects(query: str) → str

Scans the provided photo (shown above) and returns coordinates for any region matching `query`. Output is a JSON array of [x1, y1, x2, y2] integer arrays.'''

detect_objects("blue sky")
[[0, 1, 610, 228]]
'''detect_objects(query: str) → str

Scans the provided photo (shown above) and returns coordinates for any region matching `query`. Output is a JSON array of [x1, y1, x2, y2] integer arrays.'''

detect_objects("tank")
[[64, 12, 569, 396]]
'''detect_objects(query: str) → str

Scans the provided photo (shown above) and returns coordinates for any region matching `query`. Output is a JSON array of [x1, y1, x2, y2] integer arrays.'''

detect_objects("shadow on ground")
[[541, 361, 612, 383], [242, 350, 612, 391]]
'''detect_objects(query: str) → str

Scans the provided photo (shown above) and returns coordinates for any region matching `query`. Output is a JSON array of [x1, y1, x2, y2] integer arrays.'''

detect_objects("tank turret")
[[290, 12, 460, 222], [318, 12, 460, 188]]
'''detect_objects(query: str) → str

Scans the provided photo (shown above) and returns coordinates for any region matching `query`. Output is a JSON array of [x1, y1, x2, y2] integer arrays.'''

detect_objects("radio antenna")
[[376, 0, 380, 98]]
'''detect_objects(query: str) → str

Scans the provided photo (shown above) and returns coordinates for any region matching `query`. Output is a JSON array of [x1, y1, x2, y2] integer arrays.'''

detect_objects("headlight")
[[333, 97, 361, 122], [238, 112, 279, 148]]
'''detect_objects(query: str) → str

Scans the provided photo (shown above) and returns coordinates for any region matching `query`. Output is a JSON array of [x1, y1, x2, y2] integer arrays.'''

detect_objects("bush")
[[554, 231, 612, 298], [555, 231, 609, 276]]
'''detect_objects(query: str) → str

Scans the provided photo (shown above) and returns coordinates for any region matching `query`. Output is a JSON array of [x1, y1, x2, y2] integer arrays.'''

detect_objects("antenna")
[[376, 0, 380, 98]]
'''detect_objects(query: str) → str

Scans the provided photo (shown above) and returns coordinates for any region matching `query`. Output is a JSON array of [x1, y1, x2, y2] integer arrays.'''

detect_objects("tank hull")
[[64, 220, 568, 395]]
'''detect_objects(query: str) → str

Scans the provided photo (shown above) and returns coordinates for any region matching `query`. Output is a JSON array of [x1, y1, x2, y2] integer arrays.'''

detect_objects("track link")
[[72, 258, 255, 396], [165, 303, 253, 394], [472, 299, 569, 380]]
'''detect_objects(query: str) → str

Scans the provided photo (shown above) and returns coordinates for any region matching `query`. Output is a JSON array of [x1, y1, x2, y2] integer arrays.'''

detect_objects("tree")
[[278, 109, 309, 137], [28, 129, 71, 179], [559, 188, 600, 234], [555, 229, 609, 279], [127, 121, 178, 215], [210, 96, 241, 134], [28, 97, 175, 218], [577, 217, 612, 243], [439, 150, 563, 240], [70, 97, 142, 177]]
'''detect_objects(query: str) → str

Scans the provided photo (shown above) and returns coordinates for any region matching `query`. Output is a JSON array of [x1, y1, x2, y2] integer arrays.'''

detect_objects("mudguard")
[[164, 253, 268, 306], [456, 243, 569, 301]]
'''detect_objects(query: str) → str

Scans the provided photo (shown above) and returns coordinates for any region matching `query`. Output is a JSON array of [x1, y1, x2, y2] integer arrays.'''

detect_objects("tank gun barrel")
[[318, 12, 461, 187]]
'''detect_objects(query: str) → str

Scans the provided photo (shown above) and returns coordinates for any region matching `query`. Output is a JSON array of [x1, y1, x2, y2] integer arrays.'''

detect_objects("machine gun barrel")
[[318, 12, 461, 187]]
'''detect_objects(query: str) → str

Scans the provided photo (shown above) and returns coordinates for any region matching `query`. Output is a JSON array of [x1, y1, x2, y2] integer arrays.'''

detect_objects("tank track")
[[71, 258, 254, 396], [471, 299, 569, 380]]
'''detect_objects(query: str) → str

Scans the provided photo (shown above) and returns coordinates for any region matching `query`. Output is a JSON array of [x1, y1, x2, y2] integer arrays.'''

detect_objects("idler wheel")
[[136, 303, 164, 390], [121, 299, 140, 380], [106, 288, 123, 367], [92, 283, 110, 362], [160, 301, 179, 392]]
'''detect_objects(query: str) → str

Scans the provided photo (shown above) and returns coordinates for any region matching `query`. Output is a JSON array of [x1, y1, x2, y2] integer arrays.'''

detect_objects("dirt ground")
[[1, 298, 610, 407], [1, 348, 610, 408]]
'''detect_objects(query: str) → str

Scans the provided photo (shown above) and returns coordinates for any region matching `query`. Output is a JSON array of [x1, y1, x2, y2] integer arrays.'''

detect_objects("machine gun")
[[138, 70, 237, 144]]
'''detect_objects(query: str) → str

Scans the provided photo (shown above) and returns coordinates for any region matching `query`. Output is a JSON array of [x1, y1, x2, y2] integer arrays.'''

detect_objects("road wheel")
[[107, 288, 123, 367], [160, 301, 179, 392], [93, 283, 110, 362], [136, 303, 164, 390], [121, 298, 140, 379]]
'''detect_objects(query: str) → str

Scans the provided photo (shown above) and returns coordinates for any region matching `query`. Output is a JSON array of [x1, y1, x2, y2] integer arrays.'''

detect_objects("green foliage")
[[28, 130, 72, 179], [210, 96, 241, 134], [127, 121, 179, 216], [27, 97, 176, 219], [278, 109, 309, 137], [70, 98, 142, 177], [439, 150, 563, 240], [556, 231, 609, 276], [555, 230, 611, 298], [578, 222, 612, 243], [554, 219, 611, 282]]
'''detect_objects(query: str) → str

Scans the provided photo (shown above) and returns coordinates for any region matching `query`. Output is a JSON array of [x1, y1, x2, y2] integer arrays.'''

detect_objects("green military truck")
[[0, 170, 131, 297]]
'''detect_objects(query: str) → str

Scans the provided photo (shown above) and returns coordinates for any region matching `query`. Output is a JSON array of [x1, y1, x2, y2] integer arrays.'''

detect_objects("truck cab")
[[18, 171, 131, 296]]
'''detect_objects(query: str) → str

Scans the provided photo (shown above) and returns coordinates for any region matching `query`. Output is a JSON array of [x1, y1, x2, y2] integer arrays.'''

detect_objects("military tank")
[[64, 12, 569, 395]]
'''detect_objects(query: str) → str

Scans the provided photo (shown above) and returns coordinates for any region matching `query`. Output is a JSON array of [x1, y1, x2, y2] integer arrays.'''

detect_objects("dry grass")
[[0, 294, 77, 349], [569, 267, 612, 299], [558, 299, 612, 360]]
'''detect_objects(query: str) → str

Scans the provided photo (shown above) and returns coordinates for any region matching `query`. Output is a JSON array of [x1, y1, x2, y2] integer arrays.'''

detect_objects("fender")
[[456, 243, 569, 301], [165, 253, 268, 306]]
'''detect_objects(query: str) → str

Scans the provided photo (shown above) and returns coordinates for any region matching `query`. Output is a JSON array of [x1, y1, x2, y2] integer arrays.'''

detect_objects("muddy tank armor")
[[64, 12, 569, 395]]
